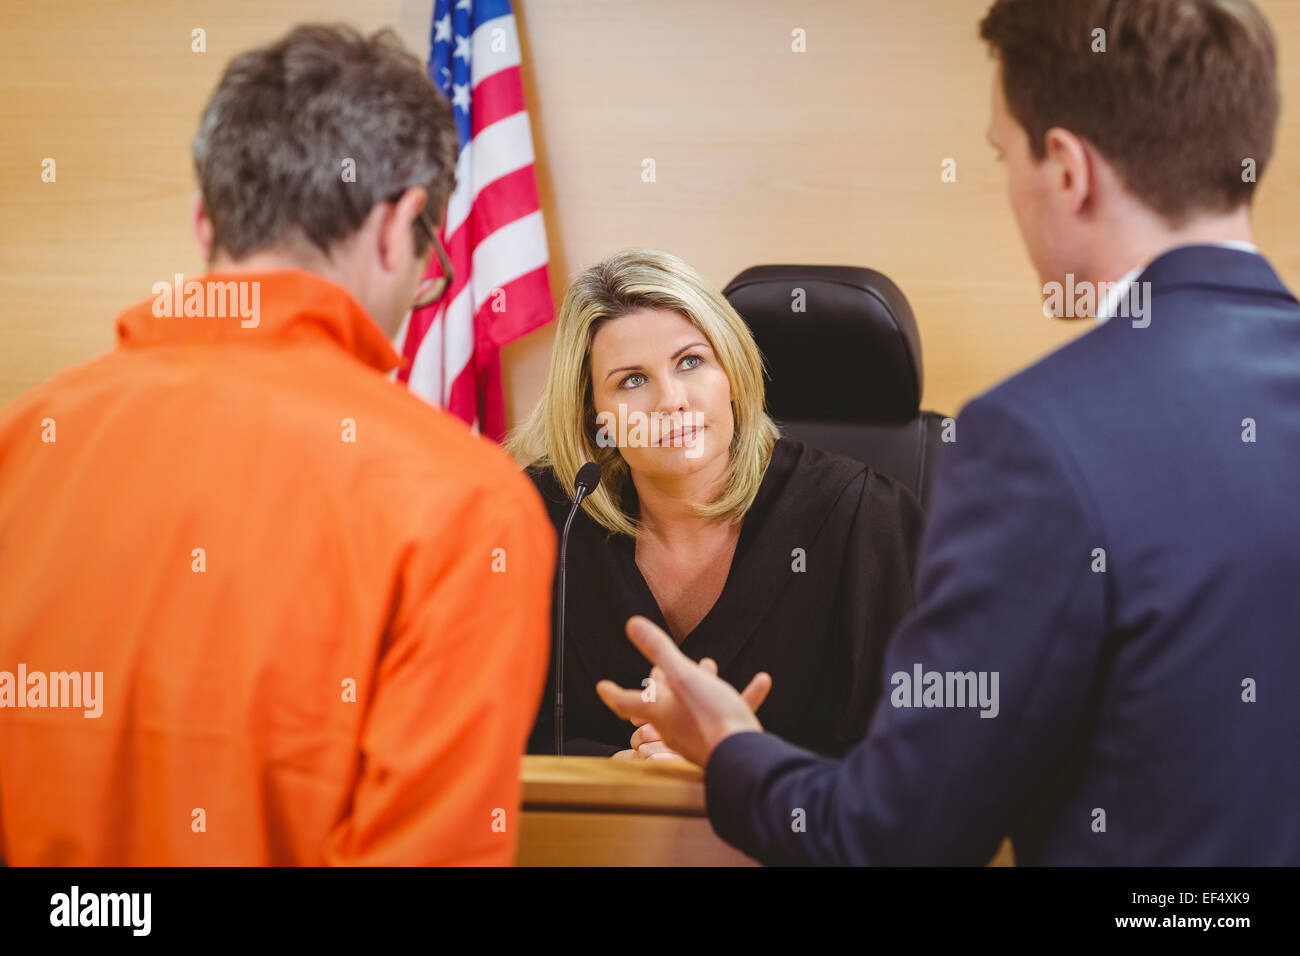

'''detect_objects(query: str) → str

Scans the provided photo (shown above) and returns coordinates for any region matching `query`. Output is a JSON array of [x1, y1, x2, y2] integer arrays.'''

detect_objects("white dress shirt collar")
[[1097, 240, 1260, 322]]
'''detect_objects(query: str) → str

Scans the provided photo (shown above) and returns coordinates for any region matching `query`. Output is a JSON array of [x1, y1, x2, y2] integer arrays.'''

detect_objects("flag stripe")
[[443, 113, 537, 239], [469, 66, 527, 138], [469, 164, 544, 243], [435, 167, 542, 336], [476, 263, 552, 349], [470, 14, 521, 88], [469, 210, 551, 318], [434, 213, 549, 403]]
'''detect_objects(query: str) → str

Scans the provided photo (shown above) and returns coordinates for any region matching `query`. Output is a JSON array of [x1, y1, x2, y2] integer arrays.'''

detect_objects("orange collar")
[[115, 269, 402, 373]]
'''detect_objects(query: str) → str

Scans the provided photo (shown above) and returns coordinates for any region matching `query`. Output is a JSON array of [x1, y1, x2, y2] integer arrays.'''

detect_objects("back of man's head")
[[979, 0, 1278, 227], [192, 23, 459, 264]]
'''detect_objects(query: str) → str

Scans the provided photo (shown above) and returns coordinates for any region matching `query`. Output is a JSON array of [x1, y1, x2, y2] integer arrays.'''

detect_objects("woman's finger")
[[635, 739, 674, 758], [629, 723, 662, 750]]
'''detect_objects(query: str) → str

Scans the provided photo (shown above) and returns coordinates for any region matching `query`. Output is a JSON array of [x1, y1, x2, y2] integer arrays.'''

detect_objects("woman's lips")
[[655, 425, 703, 446]]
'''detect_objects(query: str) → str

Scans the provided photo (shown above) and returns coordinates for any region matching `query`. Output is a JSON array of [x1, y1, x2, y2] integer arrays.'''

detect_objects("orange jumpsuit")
[[0, 268, 554, 865]]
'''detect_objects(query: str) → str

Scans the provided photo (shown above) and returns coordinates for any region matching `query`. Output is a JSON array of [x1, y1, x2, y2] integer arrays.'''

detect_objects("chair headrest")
[[722, 265, 923, 424]]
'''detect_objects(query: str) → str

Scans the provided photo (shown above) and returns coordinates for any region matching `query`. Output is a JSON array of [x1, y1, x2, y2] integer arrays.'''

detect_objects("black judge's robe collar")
[[565, 437, 868, 685]]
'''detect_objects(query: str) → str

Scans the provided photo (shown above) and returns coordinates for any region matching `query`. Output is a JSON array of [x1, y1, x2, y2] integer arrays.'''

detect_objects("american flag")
[[396, 0, 554, 441]]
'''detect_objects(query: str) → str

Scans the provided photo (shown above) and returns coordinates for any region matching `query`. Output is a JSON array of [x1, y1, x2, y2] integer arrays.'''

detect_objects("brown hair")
[[192, 24, 459, 260], [979, 0, 1279, 225]]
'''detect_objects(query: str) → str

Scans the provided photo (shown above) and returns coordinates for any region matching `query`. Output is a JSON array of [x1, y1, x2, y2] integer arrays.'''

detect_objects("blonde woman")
[[508, 249, 922, 759]]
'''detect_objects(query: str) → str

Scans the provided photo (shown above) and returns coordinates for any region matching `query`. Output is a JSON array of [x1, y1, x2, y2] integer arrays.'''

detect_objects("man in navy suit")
[[594, 0, 1300, 865]]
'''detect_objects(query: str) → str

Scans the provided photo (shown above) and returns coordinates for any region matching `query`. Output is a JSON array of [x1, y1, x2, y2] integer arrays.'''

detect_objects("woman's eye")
[[619, 372, 646, 389], [679, 354, 702, 370]]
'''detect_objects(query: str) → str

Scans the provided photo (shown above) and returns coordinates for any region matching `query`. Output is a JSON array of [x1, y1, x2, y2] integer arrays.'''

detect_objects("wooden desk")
[[517, 756, 757, 865], [517, 756, 1015, 866]]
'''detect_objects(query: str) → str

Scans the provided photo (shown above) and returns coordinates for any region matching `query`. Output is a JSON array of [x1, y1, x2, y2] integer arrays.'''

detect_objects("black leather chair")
[[722, 265, 949, 511]]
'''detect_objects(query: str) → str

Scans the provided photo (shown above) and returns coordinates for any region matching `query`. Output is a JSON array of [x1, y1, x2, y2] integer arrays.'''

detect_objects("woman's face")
[[588, 307, 734, 481]]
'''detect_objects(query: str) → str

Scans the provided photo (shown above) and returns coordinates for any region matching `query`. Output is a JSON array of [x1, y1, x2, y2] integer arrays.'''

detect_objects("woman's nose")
[[654, 381, 688, 415]]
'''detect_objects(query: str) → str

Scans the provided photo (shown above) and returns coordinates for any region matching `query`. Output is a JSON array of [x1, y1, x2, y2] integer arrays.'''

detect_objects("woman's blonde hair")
[[507, 248, 780, 539]]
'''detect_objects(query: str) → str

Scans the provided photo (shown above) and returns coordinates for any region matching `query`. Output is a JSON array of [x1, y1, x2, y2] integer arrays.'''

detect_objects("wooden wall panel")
[[3, 0, 1299, 431]]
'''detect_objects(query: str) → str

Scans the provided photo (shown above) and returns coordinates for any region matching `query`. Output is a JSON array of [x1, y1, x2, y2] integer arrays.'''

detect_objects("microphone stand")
[[555, 463, 599, 754]]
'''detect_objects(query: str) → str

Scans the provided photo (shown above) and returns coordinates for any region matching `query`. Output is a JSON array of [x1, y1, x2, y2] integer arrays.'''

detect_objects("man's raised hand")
[[596, 615, 772, 767]]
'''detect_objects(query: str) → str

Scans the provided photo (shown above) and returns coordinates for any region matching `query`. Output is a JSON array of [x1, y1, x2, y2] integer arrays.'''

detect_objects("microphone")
[[555, 461, 602, 755]]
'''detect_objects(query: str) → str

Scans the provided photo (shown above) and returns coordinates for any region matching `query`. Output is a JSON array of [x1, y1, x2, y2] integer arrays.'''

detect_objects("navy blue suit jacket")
[[705, 245, 1300, 865]]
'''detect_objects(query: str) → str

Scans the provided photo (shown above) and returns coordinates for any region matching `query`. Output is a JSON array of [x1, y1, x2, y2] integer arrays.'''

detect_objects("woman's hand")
[[619, 657, 724, 760], [610, 722, 681, 759], [627, 718, 683, 760]]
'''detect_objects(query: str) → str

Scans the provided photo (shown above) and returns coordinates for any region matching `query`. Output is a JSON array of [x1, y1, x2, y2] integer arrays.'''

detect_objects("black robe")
[[525, 437, 923, 758]]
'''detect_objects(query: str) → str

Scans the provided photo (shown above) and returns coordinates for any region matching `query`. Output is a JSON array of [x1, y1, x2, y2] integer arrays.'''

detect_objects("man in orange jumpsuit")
[[0, 24, 554, 865]]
